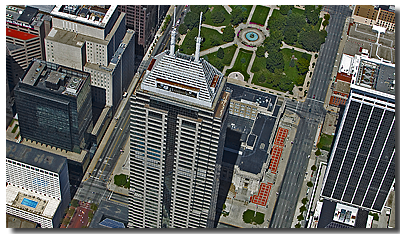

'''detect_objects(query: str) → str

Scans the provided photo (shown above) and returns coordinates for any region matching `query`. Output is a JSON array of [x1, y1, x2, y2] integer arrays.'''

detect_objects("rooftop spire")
[[170, 6, 177, 56], [194, 12, 203, 62]]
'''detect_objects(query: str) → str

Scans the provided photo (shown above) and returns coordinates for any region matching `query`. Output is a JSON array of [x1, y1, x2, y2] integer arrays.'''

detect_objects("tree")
[[322, 19, 329, 28], [307, 181, 313, 187], [230, 6, 247, 25], [222, 24, 235, 42], [264, 31, 283, 53], [324, 13, 330, 21], [295, 223, 301, 228], [311, 165, 317, 171], [217, 47, 225, 59], [297, 214, 304, 221], [266, 50, 284, 72], [184, 11, 200, 30], [268, 13, 287, 32], [71, 199, 79, 207], [190, 5, 209, 15], [178, 23, 188, 35], [211, 10, 225, 24], [319, 29, 328, 45], [256, 46, 266, 57], [181, 27, 198, 55], [296, 57, 310, 74], [209, 34, 220, 46], [304, 5, 320, 26], [90, 203, 98, 211], [299, 29, 322, 52], [302, 197, 309, 205], [315, 148, 322, 156], [279, 5, 292, 15], [283, 26, 298, 45], [299, 205, 307, 212], [307, 10, 320, 25], [286, 13, 306, 32]]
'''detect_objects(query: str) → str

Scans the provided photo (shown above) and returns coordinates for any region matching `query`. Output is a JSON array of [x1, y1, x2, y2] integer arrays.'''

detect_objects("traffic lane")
[[270, 121, 317, 228], [68, 207, 89, 228], [270, 125, 306, 226], [97, 112, 130, 181]]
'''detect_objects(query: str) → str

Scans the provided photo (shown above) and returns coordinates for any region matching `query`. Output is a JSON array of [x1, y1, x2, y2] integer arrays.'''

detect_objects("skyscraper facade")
[[14, 59, 93, 154], [128, 25, 230, 227], [321, 85, 395, 212]]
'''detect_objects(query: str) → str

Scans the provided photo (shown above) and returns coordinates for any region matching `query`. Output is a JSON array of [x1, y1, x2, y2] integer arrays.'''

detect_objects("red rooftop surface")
[[6, 28, 37, 41]]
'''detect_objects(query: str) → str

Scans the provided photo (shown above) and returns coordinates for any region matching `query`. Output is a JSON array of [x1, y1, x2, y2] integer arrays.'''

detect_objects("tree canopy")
[[264, 30, 283, 53], [299, 28, 323, 52], [256, 46, 266, 57], [178, 23, 188, 35], [304, 5, 321, 26], [283, 26, 298, 45], [279, 5, 293, 15], [217, 47, 225, 59], [211, 10, 225, 24], [222, 24, 235, 42], [230, 6, 248, 25], [266, 50, 284, 72], [296, 57, 310, 74]]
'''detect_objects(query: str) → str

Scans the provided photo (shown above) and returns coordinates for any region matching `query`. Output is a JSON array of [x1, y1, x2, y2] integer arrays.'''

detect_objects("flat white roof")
[[51, 5, 117, 28], [333, 203, 358, 226], [6, 184, 60, 219]]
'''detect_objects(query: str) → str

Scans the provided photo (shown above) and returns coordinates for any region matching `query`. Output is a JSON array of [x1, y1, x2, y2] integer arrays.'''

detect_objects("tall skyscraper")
[[128, 16, 231, 228], [14, 59, 93, 154], [6, 140, 71, 228], [321, 59, 395, 212]]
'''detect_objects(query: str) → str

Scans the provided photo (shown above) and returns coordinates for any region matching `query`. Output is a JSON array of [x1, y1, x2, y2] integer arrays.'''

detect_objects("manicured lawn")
[[317, 133, 334, 151], [250, 5, 270, 25], [281, 48, 310, 86], [250, 49, 310, 92], [200, 27, 225, 51], [205, 45, 237, 67], [242, 209, 265, 224], [114, 174, 130, 188], [291, 7, 305, 16], [225, 49, 252, 81], [203, 5, 232, 26]]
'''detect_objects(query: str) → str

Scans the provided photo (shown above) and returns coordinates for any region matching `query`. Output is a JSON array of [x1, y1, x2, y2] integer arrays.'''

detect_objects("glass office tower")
[[128, 49, 231, 228], [14, 59, 93, 153]]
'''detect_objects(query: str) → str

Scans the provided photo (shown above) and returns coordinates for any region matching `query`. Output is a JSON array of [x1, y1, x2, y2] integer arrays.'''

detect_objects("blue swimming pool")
[[21, 198, 38, 208]]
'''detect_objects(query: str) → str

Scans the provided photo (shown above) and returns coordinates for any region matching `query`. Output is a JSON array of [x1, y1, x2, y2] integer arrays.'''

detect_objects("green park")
[[177, 5, 328, 97]]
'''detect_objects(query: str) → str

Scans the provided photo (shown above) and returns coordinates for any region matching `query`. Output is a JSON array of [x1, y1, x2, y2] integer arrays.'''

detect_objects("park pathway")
[[199, 41, 235, 57], [246, 5, 257, 24], [247, 51, 257, 83], [264, 5, 278, 26], [223, 5, 232, 14], [222, 47, 240, 74], [201, 24, 225, 34]]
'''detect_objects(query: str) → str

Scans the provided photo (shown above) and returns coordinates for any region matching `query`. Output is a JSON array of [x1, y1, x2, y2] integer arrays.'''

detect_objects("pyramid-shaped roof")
[[141, 50, 224, 108]]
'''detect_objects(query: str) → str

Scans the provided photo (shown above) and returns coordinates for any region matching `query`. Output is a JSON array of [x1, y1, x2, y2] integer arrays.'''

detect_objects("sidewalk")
[[106, 135, 130, 196], [201, 23, 225, 34], [263, 111, 300, 226]]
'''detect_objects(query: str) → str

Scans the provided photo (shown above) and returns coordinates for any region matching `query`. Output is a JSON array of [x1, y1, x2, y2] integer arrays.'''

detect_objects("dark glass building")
[[14, 59, 93, 153], [321, 86, 395, 212]]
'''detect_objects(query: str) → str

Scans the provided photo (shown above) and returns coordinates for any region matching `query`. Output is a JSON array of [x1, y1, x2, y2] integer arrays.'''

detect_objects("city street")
[[72, 5, 188, 208], [269, 5, 352, 228]]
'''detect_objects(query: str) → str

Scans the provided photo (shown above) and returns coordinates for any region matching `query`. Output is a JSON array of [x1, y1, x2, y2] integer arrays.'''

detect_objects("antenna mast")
[[194, 12, 203, 62], [170, 6, 177, 56]]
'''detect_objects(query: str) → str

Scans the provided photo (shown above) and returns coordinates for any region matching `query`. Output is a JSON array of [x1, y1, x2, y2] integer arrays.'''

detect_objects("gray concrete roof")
[[6, 140, 67, 173]]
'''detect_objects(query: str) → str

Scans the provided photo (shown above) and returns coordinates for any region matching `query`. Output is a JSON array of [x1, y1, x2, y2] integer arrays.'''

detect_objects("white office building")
[[6, 140, 71, 228], [45, 5, 134, 111], [128, 22, 231, 228]]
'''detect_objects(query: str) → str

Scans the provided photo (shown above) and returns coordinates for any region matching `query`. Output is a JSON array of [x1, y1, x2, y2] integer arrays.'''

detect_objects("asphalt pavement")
[[269, 5, 352, 228]]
